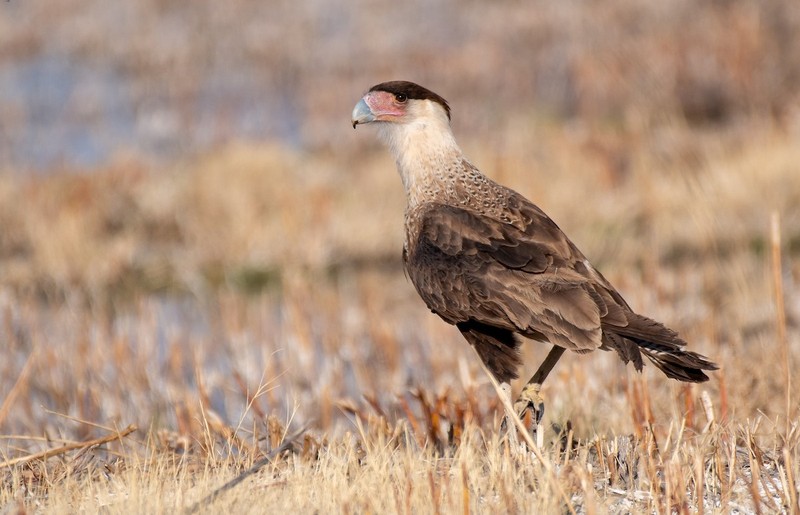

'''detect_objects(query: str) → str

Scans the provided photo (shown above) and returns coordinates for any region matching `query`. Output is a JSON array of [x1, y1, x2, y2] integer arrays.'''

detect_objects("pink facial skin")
[[364, 90, 407, 121]]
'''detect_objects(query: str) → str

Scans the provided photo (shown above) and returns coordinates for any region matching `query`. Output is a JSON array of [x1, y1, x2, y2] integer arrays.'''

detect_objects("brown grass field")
[[1, 1, 800, 513]]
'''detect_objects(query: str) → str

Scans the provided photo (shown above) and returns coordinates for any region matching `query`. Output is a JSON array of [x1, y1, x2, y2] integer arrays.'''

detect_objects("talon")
[[515, 382, 545, 430], [497, 346, 564, 448], [499, 382, 546, 449]]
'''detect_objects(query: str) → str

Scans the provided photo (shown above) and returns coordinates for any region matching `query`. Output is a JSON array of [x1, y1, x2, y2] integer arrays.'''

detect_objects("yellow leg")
[[508, 346, 566, 446]]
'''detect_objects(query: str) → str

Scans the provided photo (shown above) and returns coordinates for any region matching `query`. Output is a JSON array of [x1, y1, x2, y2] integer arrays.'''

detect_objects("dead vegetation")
[[1, 0, 800, 512], [0, 128, 798, 512]]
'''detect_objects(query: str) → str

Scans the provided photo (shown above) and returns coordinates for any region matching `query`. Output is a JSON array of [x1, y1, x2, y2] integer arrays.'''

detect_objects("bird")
[[351, 80, 717, 433]]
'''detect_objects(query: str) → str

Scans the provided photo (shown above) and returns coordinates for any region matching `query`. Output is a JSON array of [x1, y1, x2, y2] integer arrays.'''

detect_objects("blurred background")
[[1, 0, 798, 449], [3, 0, 799, 170]]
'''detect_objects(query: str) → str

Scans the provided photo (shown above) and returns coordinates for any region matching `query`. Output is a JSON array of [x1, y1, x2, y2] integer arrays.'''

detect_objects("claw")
[[499, 382, 546, 448], [516, 383, 545, 448], [515, 382, 545, 428]]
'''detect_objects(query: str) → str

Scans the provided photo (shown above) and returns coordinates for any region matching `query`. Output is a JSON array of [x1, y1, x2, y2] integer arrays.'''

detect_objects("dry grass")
[[2, 0, 800, 512], [5, 419, 799, 514], [0, 126, 798, 512], [2, 411, 799, 513]]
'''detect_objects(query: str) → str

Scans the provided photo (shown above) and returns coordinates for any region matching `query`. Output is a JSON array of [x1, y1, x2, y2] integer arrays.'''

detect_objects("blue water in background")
[[0, 52, 303, 171], [0, 55, 136, 169], [0, 0, 465, 172]]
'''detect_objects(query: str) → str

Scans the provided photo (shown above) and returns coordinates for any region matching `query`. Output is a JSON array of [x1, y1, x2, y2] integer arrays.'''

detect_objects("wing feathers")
[[419, 204, 553, 272], [405, 200, 717, 383]]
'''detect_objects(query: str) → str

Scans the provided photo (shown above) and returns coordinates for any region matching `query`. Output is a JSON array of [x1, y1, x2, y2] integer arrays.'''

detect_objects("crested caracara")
[[352, 81, 717, 431]]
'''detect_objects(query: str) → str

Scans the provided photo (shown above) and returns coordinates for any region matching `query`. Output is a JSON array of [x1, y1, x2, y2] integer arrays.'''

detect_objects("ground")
[[1, 126, 799, 512], [1, 0, 799, 512]]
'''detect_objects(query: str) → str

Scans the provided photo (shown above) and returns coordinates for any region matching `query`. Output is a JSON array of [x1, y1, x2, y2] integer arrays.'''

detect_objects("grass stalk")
[[770, 212, 791, 434]]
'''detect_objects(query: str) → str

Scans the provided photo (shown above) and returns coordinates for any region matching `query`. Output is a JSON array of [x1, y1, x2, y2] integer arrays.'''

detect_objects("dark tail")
[[604, 313, 718, 383]]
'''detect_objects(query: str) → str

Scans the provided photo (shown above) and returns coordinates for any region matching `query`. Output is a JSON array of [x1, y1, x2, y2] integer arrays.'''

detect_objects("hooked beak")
[[351, 98, 375, 129]]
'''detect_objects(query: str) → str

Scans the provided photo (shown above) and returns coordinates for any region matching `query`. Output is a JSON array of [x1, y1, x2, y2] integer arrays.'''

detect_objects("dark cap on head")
[[369, 81, 451, 120]]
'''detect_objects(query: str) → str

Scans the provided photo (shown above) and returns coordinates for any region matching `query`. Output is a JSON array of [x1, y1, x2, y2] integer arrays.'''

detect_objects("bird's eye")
[[395, 93, 407, 103]]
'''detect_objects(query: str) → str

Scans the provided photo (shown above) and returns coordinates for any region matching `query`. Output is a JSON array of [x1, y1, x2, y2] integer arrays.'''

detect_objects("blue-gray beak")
[[351, 98, 375, 128]]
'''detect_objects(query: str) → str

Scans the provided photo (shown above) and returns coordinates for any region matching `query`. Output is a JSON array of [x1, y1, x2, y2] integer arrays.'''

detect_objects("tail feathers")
[[605, 313, 718, 383], [633, 339, 718, 382], [602, 332, 645, 371], [614, 312, 687, 347]]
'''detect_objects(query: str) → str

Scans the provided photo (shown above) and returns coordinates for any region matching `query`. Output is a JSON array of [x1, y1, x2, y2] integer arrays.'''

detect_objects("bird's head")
[[351, 81, 451, 129]]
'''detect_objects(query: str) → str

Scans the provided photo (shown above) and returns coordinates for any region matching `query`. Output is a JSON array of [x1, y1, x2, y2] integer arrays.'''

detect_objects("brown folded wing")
[[403, 198, 717, 383]]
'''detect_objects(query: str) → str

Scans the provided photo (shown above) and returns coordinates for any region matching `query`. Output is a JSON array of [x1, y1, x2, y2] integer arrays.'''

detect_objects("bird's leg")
[[515, 346, 566, 446]]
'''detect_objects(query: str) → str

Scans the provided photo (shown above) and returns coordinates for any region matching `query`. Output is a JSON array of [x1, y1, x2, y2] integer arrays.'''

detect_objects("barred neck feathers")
[[377, 99, 463, 207]]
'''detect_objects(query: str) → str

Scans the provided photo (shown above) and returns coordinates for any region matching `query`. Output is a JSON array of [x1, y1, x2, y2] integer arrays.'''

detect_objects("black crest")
[[369, 81, 451, 119]]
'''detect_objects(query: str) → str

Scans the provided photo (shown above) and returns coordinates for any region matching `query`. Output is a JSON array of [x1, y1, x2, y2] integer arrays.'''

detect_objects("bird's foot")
[[500, 383, 545, 448], [516, 382, 545, 448]]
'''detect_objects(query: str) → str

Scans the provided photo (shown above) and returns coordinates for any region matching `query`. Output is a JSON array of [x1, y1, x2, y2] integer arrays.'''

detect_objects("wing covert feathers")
[[404, 199, 717, 384]]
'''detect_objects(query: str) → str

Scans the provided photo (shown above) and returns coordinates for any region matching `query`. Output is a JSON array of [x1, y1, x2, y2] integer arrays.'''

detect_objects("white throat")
[[376, 101, 463, 206]]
